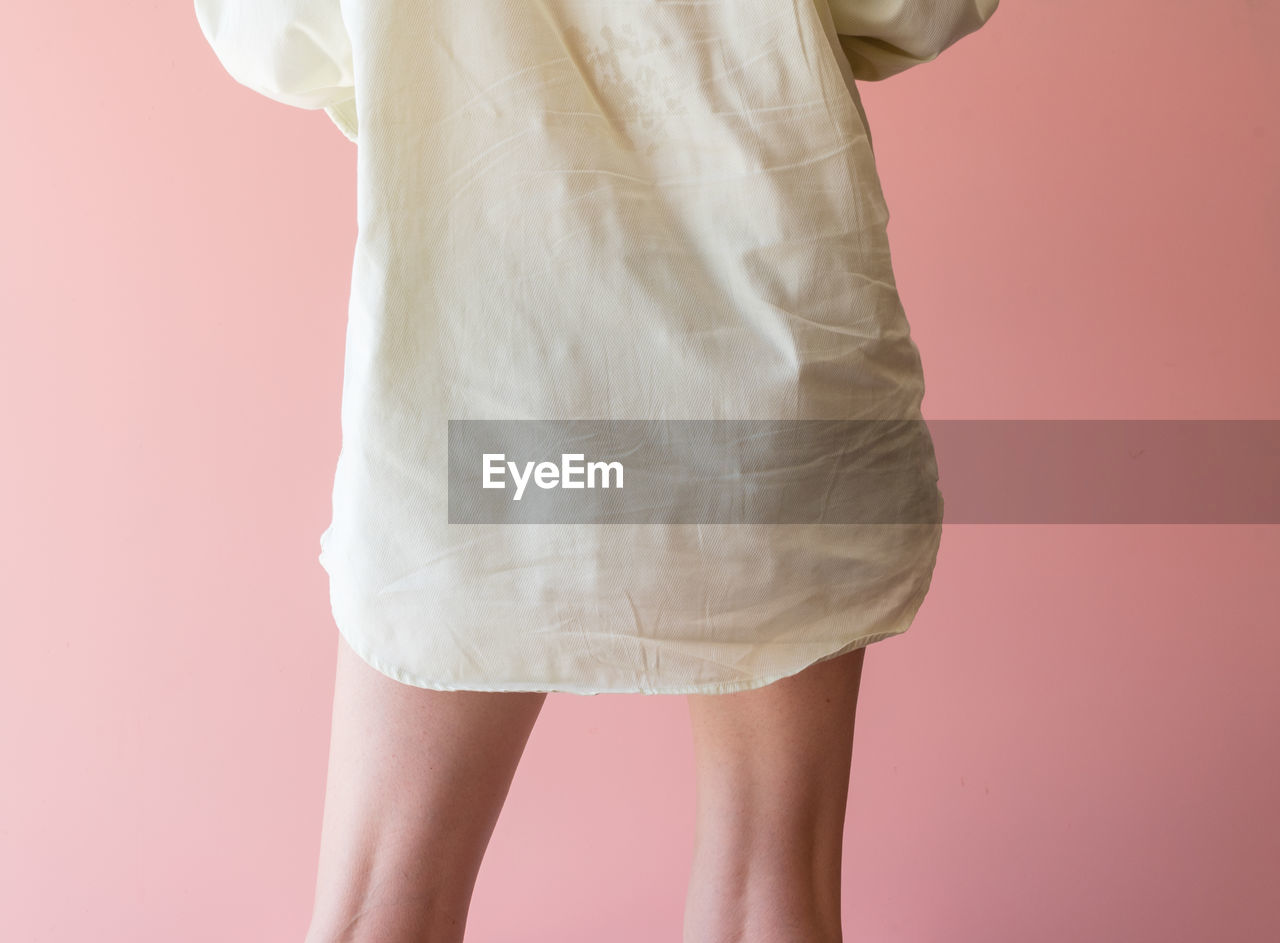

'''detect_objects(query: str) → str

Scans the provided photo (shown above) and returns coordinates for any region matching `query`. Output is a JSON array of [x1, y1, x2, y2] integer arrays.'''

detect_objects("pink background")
[[3, 2, 1277, 941]]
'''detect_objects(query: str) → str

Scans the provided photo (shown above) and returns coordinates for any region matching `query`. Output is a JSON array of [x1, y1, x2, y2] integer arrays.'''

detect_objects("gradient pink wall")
[[3, 3, 1277, 941]]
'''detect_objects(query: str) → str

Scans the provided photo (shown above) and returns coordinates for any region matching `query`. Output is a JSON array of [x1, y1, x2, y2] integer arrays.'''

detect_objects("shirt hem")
[[332, 614, 916, 697]]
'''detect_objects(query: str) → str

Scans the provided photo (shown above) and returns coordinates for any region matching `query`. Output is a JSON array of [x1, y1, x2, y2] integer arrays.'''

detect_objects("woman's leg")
[[305, 634, 547, 943], [683, 646, 868, 943]]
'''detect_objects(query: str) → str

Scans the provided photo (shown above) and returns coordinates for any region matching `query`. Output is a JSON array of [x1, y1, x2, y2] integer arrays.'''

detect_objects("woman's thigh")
[[306, 634, 547, 943], [683, 646, 868, 941]]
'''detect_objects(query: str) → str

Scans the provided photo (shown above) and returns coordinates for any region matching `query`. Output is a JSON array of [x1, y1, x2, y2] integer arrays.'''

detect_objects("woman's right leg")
[[304, 634, 547, 943], [683, 645, 868, 943]]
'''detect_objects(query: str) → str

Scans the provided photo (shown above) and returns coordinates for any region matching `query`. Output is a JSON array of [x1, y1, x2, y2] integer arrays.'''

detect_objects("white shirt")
[[195, 0, 999, 694]]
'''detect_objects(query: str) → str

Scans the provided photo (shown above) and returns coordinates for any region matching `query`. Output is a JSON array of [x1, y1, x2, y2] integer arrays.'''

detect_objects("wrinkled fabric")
[[195, 0, 999, 695]]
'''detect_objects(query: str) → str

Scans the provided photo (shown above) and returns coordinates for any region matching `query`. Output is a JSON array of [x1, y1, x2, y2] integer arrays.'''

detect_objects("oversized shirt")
[[195, 0, 1000, 695]]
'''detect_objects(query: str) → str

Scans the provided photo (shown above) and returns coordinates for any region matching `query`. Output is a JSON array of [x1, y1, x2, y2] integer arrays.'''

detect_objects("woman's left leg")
[[304, 634, 547, 943]]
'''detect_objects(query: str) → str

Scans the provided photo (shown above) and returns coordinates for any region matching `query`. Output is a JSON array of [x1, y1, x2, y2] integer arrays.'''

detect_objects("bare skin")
[[304, 635, 865, 943], [683, 647, 865, 943], [303, 637, 548, 943]]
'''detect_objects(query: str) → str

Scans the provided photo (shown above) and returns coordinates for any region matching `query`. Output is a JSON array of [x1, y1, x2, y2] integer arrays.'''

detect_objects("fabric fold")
[[828, 0, 1000, 81], [194, 0, 357, 140]]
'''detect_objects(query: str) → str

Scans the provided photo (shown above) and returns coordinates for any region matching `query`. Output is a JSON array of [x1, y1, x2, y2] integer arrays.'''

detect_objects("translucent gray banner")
[[928, 419, 1280, 523], [447, 419, 1280, 525], [448, 419, 942, 525]]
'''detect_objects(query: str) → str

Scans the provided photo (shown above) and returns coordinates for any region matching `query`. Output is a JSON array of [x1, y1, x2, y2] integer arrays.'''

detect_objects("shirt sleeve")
[[193, 0, 358, 142], [828, 0, 1000, 82]]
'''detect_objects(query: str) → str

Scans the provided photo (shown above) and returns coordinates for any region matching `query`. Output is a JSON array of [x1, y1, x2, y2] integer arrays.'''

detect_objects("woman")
[[195, 1, 999, 939]]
